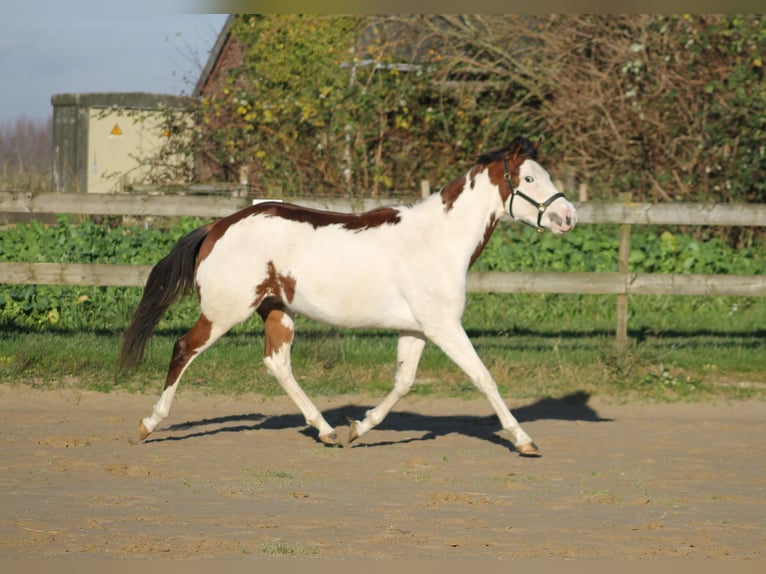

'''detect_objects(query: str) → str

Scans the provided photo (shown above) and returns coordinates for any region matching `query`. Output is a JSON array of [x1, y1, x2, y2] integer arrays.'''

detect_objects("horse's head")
[[480, 137, 577, 234]]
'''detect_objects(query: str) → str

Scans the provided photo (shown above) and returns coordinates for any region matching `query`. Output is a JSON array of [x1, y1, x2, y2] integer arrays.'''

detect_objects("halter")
[[503, 158, 566, 232]]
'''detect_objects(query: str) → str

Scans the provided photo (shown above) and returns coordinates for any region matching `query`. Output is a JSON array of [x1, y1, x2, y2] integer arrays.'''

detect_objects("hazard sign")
[[110, 124, 123, 136]]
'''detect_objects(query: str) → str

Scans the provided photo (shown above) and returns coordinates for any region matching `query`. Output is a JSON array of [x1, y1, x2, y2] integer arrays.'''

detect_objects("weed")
[[259, 542, 296, 555], [258, 541, 317, 556]]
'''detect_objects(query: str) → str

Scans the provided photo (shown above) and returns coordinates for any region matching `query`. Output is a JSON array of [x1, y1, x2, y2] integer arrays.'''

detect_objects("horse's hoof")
[[138, 420, 151, 441], [516, 441, 541, 457], [318, 431, 339, 446], [347, 418, 361, 444]]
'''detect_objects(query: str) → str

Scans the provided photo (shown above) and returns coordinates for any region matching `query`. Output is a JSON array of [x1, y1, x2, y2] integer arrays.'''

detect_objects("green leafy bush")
[[152, 15, 764, 206], [0, 216, 205, 330], [1, 216, 763, 331]]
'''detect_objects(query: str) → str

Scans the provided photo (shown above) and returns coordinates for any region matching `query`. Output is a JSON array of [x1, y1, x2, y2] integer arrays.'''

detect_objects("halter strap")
[[503, 158, 566, 231]]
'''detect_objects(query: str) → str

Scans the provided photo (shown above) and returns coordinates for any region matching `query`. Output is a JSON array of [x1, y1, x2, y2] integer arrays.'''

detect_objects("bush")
[[2, 216, 763, 331], [0, 216, 205, 330], [153, 15, 764, 205]]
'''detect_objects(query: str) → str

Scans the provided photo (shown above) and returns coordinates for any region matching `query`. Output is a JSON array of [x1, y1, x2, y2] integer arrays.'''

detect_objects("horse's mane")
[[476, 137, 539, 165]]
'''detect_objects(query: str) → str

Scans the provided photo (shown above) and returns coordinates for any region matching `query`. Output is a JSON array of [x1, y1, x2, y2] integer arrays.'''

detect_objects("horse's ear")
[[506, 137, 524, 159], [506, 136, 538, 160]]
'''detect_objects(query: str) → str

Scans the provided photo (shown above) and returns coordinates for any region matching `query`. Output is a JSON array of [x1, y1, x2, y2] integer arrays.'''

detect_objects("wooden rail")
[[4, 262, 764, 298], [2, 191, 765, 349], [3, 190, 766, 225], [467, 271, 766, 297]]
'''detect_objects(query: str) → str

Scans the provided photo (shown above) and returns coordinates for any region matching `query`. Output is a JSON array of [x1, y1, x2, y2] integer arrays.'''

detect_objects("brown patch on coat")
[[496, 154, 534, 206], [196, 201, 402, 266], [469, 214, 497, 267], [196, 217, 240, 265], [253, 261, 296, 308], [261, 202, 401, 231], [474, 137, 540, 205], [260, 307, 294, 357], [440, 173, 467, 212], [164, 313, 212, 389], [468, 164, 483, 188], [475, 155, 526, 206]]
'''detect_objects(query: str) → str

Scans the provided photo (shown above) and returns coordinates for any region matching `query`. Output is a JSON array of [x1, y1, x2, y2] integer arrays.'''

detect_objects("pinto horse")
[[119, 137, 577, 456]]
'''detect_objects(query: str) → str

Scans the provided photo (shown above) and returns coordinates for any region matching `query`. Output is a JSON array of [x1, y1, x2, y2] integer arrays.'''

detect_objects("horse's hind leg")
[[139, 313, 227, 440], [348, 332, 426, 443], [259, 306, 337, 445]]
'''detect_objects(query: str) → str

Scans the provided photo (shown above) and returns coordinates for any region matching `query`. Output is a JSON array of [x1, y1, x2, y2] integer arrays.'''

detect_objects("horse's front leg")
[[260, 306, 338, 445], [348, 331, 426, 443], [425, 324, 539, 456]]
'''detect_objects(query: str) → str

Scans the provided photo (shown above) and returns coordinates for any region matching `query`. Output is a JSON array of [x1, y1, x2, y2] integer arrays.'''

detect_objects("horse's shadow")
[[145, 390, 611, 453]]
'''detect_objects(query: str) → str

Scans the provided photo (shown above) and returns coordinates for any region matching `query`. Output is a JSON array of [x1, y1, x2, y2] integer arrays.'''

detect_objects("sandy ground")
[[0, 384, 764, 559]]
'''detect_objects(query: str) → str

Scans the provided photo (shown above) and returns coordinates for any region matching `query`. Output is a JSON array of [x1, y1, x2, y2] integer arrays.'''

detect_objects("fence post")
[[616, 192, 632, 352], [237, 166, 249, 198], [420, 180, 431, 200]]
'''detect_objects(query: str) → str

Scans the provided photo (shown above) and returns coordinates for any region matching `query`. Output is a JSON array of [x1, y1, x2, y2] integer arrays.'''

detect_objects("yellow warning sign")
[[110, 124, 122, 136]]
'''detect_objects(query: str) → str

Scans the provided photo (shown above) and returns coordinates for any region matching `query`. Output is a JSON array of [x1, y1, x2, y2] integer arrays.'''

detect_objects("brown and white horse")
[[119, 137, 577, 456]]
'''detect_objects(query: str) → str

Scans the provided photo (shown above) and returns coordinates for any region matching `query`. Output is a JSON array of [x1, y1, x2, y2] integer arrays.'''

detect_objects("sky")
[[0, 1, 228, 124], [2, 1, 757, 125]]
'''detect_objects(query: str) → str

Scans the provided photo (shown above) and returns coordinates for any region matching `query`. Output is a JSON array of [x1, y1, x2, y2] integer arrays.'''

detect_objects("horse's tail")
[[118, 224, 212, 373]]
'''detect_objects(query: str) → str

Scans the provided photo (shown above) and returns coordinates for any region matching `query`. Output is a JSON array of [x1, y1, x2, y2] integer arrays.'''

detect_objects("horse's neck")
[[442, 168, 504, 227], [412, 170, 504, 267]]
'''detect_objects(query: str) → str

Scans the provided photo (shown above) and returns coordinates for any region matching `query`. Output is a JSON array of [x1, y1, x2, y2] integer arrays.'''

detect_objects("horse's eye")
[[524, 176, 534, 183]]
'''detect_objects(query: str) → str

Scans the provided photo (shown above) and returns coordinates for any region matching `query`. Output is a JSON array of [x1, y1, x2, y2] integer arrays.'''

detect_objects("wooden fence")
[[2, 190, 765, 349]]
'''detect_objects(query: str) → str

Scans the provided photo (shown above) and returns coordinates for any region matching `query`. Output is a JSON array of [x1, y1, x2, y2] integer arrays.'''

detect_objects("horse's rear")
[[118, 224, 211, 372]]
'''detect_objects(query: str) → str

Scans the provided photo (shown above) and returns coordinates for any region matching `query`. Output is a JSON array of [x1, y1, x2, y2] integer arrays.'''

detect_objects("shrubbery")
[[155, 15, 765, 204], [1, 216, 762, 330]]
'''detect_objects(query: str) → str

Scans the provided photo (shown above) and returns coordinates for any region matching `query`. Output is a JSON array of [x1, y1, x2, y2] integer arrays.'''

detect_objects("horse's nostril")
[[548, 213, 563, 226], [565, 216, 572, 226]]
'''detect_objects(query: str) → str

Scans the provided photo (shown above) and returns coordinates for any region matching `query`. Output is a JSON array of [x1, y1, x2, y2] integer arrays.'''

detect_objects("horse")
[[118, 136, 577, 456]]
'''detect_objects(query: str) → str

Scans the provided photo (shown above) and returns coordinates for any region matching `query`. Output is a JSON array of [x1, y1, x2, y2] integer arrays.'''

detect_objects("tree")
[[155, 14, 765, 203], [387, 14, 765, 202], [0, 116, 52, 190]]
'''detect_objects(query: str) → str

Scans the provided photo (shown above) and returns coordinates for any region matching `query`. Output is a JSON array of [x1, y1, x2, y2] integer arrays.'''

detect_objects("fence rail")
[[3, 190, 766, 225], [2, 191, 765, 348], [3, 262, 765, 298]]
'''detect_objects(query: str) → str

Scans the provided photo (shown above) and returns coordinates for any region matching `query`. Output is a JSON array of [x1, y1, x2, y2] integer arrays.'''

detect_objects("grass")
[[0, 170, 51, 193], [2, 212, 764, 406], [1, 291, 764, 404], [259, 543, 297, 555], [258, 541, 318, 556]]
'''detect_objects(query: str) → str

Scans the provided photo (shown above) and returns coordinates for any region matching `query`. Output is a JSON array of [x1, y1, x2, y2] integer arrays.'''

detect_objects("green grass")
[[1, 291, 763, 404], [2, 218, 764, 403]]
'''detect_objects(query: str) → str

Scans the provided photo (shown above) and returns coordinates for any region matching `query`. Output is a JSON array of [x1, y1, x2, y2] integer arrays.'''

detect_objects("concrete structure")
[[51, 92, 190, 193]]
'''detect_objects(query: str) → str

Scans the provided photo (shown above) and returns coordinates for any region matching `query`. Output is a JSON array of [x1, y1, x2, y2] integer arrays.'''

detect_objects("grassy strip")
[[2, 293, 764, 404]]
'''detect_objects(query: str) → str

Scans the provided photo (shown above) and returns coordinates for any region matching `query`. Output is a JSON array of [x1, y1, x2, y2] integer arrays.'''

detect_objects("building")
[[51, 93, 190, 194]]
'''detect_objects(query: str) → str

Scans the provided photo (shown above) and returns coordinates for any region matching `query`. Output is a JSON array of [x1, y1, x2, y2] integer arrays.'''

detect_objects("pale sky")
[[0, 1, 228, 123]]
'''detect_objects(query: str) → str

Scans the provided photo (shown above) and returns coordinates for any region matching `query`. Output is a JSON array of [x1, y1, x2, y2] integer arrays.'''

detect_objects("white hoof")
[[347, 418, 363, 444], [138, 420, 152, 441], [516, 441, 540, 457], [318, 430, 339, 446]]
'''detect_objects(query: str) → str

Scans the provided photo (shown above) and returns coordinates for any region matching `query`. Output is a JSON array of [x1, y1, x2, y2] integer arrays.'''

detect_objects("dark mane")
[[476, 136, 539, 165]]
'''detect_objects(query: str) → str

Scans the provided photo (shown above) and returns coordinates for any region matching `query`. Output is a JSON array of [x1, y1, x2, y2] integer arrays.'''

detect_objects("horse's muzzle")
[[547, 203, 577, 234]]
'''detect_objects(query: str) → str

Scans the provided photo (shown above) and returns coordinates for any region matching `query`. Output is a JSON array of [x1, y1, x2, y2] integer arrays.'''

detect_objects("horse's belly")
[[197, 218, 425, 330], [288, 282, 421, 331]]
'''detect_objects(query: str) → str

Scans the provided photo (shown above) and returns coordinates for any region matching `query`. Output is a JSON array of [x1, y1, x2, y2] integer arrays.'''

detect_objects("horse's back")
[[194, 202, 431, 330]]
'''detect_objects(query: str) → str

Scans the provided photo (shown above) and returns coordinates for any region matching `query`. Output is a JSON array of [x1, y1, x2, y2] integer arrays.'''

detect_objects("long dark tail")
[[118, 224, 212, 372]]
